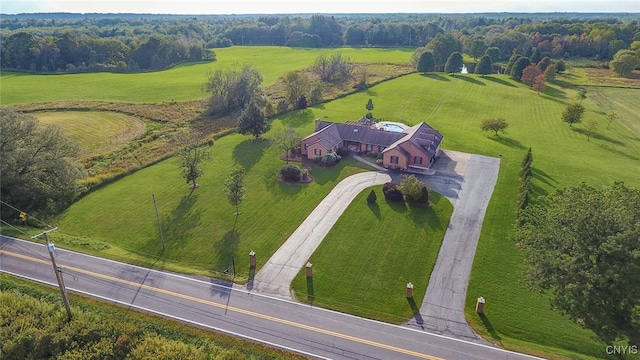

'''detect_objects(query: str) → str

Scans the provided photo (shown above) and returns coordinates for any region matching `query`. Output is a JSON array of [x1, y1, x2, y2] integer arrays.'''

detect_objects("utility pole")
[[152, 194, 165, 250], [31, 227, 72, 321]]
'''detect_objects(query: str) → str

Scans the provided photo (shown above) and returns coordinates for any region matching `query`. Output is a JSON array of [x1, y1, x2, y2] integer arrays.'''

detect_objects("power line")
[[0, 200, 56, 230]]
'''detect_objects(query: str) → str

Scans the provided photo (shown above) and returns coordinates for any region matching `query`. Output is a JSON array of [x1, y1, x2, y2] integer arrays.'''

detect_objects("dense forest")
[[1, 13, 639, 73]]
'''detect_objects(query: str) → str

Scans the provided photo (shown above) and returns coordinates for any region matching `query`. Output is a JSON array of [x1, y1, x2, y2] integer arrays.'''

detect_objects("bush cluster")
[[321, 152, 341, 164], [280, 164, 302, 181], [517, 147, 533, 226], [383, 182, 404, 202]]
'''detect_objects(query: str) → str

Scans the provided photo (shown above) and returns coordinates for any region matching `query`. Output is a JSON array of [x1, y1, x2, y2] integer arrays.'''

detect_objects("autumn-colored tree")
[[521, 65, 542, 87], [544, 63, 557, 81], [532, 74, 546, 93]]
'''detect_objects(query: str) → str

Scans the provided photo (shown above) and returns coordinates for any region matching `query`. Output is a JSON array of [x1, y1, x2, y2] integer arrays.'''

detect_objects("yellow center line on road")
[[1, 249, 443, 360]]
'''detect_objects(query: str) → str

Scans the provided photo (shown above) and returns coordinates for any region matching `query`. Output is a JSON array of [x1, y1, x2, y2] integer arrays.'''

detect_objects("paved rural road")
[[1, 236, 539, 360]]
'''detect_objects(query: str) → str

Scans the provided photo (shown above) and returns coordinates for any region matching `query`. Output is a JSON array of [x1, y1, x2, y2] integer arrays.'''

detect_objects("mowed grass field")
[[290, 188, 453, 324], [36, 111, 146, 158], [51, 70, 640, 359], [5, 45, 638, 360], [0, 46, 413, 105]]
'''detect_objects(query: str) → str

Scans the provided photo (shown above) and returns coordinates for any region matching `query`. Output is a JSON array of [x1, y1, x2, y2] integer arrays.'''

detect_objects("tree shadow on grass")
[[479, 313, 502, 341], [596, 143, 639, 161], [421, 73, 450, 81], [233, 138, 269, 171], [570, 127, 626, 146], [161, 194, 201, 247], [488, 136, 527, 150], [214, 229, 240, 277], [281, 109, 315, 128], [532, 167, 558, 188], [456, 75, 486, 86], [407, 297, 424, 326], [483, 75, 517, 88], [541, 85, 568, 101], [386, 198, 408, 213], [368, 202, 382, 220]]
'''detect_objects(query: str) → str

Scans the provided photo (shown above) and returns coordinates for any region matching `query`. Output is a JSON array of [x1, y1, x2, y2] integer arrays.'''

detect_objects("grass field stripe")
[[1, 250, 443, 360]]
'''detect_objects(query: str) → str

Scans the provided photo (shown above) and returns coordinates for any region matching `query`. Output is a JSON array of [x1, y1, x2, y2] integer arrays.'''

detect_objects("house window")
[[314, 149, 322, 156], [414, 156, 423, 165], [366, 144, 373, 152], [305, 144, 309, 149], [390, 156, 399, 164]]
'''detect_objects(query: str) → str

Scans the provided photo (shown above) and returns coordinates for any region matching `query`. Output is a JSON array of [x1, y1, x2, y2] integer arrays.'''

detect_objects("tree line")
[[1, 13, 639, 73]]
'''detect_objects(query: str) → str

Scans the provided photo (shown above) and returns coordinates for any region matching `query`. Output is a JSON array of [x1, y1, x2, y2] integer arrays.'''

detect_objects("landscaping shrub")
[[321, 152, 341, 164], [279, 164, 302, 181], [336, 148, 350, 157], [383, 182, 404, 202], [366, 189, 377, 204]]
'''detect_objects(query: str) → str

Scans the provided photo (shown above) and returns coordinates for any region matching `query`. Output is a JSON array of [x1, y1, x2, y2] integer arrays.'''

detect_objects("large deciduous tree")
[[521, 65, 542, 86], [425, 33, 462, 67], [313, 52, 353, 83], [417, 51, 435, 73], [480, 117, 509, 137], [610, 49, 639, 78], [516, 182, 640, 344], [237, 101, 270, 140], [511, 57, 532, 81], [444, 51, 463, 74], [203, 64, 265, 116], [475, 55, 493, 76], [561, 103, 585, 126], [0, 109, 85, 218], [273, 127, 301, 164]]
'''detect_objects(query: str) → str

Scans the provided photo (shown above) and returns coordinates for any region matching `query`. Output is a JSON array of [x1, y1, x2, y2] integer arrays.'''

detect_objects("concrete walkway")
[[253, 171, 392, 298], [409, 152, 500, 343]]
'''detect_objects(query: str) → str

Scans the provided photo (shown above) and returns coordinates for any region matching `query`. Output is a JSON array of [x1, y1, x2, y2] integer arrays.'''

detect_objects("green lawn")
[[0, 46, 413, 105], [290, 187, 453, 324], [281, 73, 639, 358], [23, 65, 640, 359], [56, 127, 375, 281]]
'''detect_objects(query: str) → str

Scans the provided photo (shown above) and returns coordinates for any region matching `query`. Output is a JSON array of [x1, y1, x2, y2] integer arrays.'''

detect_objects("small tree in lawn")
[[532, 74, 546, 93], [480, 117, 509, 138], [577, 89, 587, 103], [274, 127, 301, 164], [237, 100, 270, 140], [171, 129, 212, 192], [561, 103, 585, 127], [445, 52, 464, 74], [366, 189, 377, 204], [225, 167, 245, 229], [606, 111, 618, 129], [366, 98, 374, 119], [585, 120, 599, 141]]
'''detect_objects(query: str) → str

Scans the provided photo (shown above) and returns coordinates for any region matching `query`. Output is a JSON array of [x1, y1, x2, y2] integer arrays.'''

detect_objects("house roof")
[[384, 122, 443, 159], [303, 119, 443, 157]]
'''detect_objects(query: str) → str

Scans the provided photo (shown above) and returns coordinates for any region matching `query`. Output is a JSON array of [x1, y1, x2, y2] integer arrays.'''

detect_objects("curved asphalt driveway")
[[254, 150, 500, 344], [253, 171, 392, 298]]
